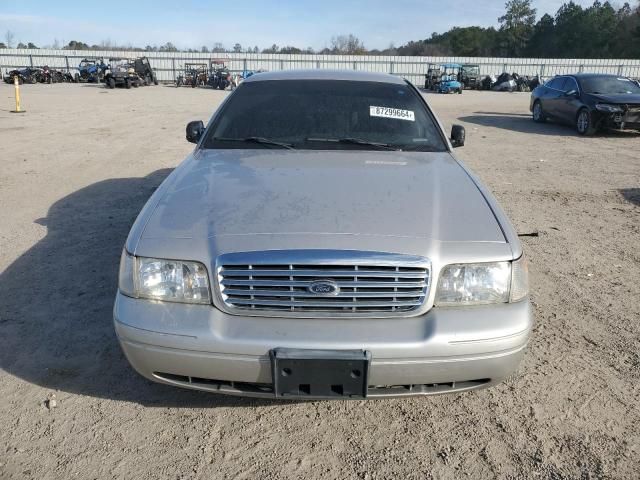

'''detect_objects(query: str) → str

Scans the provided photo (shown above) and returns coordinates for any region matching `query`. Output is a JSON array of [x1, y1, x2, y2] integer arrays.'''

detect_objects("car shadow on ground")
[[473, 111, 531, 117], [460, 112, 640, 138], [620, 188, 640, 206], [458, 112, 577, 136], [0, 169, 281, 408]]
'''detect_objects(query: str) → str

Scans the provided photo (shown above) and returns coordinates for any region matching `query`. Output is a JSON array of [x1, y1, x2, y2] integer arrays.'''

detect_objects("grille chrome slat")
[[223, 289, 424, 298], [220, 268, 426, 278], [216, 251, 431, 317], [220, 279, 427, 288], [226, 298, 424, 308]]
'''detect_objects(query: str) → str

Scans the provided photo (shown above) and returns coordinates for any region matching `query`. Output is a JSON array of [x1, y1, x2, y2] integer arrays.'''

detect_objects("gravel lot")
[[1, 83, 638, 480]]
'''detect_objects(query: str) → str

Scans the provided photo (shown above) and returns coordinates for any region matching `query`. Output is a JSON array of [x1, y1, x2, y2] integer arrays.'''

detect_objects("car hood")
[[137, 149, 505, 249], [588, 93, 640, 104]]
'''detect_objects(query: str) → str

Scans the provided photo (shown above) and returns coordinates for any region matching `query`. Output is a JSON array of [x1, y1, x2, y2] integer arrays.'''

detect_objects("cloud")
[[0, 13, 51, 24]]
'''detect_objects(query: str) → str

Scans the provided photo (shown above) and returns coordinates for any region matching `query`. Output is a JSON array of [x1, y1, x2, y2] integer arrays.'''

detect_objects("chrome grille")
[[216, 251, 430, 317]]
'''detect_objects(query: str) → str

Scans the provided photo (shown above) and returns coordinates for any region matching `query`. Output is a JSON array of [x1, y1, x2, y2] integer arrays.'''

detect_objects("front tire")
[[532, 101, 546, 123], [124, 79, 131, 89], [576, 108, 596, 136]]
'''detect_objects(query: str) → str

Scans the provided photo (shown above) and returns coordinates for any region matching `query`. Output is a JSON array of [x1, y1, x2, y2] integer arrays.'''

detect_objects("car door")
[[554, 76, 583, 124], [543, 77, 568, 120]]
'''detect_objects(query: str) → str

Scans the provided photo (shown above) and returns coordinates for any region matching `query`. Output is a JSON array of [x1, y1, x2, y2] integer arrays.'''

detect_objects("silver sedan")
[[114, 70, 532, 400]]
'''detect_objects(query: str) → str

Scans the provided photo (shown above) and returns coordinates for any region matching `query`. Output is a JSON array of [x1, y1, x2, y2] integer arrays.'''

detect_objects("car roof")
[[557, 73, 624, 79], [243, 69, 406, 85]]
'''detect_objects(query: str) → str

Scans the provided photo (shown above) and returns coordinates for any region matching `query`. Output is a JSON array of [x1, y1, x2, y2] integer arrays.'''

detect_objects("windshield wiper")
[[305, 137, 401, 151], [213, 136, 296, 150]]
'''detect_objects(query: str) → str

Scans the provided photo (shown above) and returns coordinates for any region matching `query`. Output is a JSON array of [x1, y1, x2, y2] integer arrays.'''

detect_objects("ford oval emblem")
[[308, 280, 340, 296]]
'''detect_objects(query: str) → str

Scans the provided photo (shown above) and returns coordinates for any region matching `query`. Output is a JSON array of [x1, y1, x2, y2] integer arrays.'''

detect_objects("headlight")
[[118, 250, 211, 304], [435, 256, 528, 306], [595, 104, 623, 113]]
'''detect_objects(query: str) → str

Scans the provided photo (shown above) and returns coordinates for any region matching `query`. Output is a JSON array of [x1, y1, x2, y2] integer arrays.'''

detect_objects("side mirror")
[[186, 120, 205, 144], [451, 124, 465, 148], [565, 89, 578, 97]]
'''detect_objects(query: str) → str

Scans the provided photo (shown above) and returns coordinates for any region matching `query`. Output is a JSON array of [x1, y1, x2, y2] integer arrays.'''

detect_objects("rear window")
[[202, 80, 447, 152], [579, 76, 640, 95]]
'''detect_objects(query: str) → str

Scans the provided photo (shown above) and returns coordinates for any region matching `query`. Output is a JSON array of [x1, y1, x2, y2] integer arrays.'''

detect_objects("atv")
[[75, 58, 108, 83], [3, 67, 41, 84], [132, 57, 158, 86], [207, 60, 232, 90], [424, 64, 442, 90], [424, 63, 463, 94], [103, 58, 142, 89], [459, 64, 481, 89], [436, 64, 463, 94], [176, 63, 207, 87], [40, 66, 56, 84]]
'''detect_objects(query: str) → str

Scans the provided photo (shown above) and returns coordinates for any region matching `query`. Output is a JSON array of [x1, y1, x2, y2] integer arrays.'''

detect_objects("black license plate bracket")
[[270, 348, 371, 399]]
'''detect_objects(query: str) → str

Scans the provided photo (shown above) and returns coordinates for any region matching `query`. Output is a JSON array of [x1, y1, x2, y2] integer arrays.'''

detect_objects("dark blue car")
[[530, 73, 640, 135]]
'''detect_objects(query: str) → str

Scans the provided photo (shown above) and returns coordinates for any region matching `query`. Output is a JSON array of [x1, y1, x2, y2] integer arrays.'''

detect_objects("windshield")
[[203, 80, 446, 151], [464, 66, 479, 75], [581, 76, 640, 95]]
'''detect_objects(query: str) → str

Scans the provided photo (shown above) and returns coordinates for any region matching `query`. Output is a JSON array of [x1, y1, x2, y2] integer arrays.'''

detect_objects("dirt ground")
[[0, 83, 638, 480]]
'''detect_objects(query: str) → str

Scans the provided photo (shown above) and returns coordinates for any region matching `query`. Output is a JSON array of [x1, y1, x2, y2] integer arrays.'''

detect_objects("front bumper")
[[114, 292, 533, 398], [599, 109, 640, 131]]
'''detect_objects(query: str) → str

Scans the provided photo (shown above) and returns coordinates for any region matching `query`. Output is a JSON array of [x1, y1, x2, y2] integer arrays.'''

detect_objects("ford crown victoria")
[[114, 70, 532, 399]]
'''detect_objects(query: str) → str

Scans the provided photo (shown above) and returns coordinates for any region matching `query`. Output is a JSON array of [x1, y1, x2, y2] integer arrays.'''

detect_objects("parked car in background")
[[530, 73, 640, 135], [114, 69, 531, 400]]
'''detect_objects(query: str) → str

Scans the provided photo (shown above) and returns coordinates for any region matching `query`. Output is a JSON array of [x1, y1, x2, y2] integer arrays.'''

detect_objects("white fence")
[[2, 49, 640, 84]]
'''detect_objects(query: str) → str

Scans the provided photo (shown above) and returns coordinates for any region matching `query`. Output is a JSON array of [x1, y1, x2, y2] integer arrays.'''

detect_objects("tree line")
[[395, 0, 640, 58], [1, 1, 639, 58]]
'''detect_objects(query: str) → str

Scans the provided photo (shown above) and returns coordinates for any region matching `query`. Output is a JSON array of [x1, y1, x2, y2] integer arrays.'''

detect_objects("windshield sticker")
[[370, 106, 415, 122]]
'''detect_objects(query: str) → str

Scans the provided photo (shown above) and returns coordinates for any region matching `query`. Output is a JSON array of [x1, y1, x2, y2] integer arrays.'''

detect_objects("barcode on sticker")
[[370, 106, 415, 122]]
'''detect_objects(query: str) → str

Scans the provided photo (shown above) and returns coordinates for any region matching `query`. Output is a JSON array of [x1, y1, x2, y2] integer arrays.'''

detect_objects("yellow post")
[[11, 75, 26, 114]]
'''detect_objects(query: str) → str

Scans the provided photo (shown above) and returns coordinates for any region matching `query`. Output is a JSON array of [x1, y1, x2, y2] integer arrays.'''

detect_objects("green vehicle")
[[459, 64, 481, 89]]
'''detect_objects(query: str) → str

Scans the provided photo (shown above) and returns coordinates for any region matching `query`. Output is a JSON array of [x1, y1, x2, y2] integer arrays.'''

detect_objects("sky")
[[0, 0, 605, 51]]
